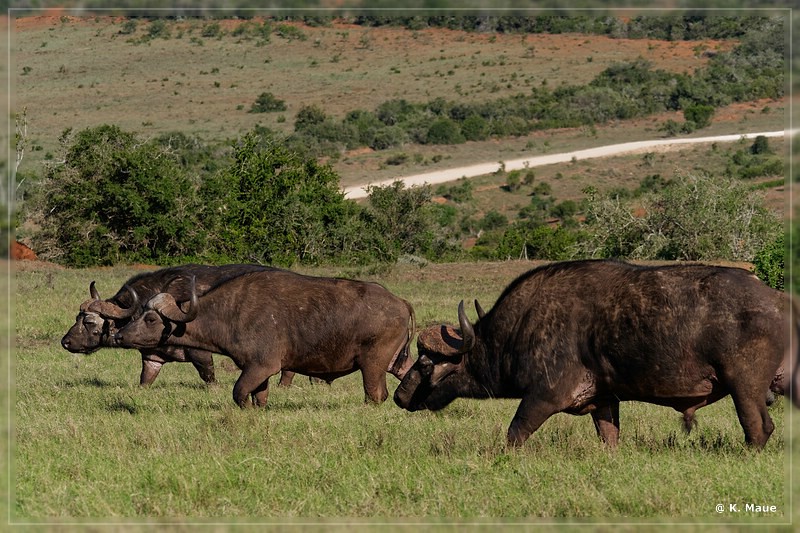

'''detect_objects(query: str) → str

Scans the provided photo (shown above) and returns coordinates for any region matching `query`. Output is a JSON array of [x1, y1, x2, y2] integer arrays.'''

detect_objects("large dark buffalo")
[[61, 264, 270, 386], [394, 260, 789, 449], [113, 270, 415, 407]]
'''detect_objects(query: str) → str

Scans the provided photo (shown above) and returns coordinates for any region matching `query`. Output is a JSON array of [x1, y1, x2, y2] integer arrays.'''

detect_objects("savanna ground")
[[6, 13, 796, 529]]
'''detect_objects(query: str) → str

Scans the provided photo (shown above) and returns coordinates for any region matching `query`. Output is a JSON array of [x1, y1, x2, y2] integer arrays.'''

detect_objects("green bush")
[[491, 223, 577, 261], [683, 104, 714, 129], [579, 174, 781, 262], [425, 118, 465, 145], [461, 114, 490, 141], [249, 92, 287, 113], [209, 132, 356, 266], [28, 125, 202, 267], [295, 104, 328, 131], [753, 232, 784, 290]]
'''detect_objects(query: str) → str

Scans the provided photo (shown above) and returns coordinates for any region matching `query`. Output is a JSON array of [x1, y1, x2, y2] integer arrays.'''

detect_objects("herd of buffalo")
[[61, 259, 799, 449]]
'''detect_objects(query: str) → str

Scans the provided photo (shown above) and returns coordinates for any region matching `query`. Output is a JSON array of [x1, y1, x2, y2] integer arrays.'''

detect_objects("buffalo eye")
[[419, 355, 434, 377], [144, 314, 158, 324]]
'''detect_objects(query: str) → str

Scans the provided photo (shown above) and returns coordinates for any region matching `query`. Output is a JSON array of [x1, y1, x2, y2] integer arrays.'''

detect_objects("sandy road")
[[343, 129, 798, 200]]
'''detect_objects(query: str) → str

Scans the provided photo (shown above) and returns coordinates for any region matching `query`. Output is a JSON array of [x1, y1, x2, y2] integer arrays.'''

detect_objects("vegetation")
[[579, 174, 781, 263], [15, 14, 786, 290], [280, 21, 784, 157], [249, 91, 287, 113], [27, 125, 202, 267], [23, 122, 784, 289]]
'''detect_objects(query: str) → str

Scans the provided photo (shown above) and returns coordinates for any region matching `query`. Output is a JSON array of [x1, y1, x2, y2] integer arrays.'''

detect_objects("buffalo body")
[[115, 270, 415, 407], [61, 264, 270, 385], [394, 260, 788, 449]]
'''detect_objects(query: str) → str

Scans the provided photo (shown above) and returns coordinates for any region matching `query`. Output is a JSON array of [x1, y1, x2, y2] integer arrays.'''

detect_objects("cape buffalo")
[[394, 260, 789, 449], [113, 270, 415, 407], [61, 264, 271, 386]]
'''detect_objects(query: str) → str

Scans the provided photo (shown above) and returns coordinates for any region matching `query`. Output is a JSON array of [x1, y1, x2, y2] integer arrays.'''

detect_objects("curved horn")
[[474, 299, 486, 320], [87, 285, 140, 320], [457, 300, 476, 354], [80, 281, 102, 312], [89, 281, 100, 300], [152, 276, 198, 322]]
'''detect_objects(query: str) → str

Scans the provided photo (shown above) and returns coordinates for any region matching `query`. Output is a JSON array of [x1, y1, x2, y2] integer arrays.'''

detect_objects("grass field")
[[8, 260, 794, 527]]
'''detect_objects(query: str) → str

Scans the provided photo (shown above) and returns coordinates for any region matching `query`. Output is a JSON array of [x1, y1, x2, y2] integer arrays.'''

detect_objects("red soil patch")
[[11, 240, 37, 261]]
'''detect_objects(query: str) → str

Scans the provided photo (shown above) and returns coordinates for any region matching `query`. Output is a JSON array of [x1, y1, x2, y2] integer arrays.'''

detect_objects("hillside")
[[14, 14, 781, 186]]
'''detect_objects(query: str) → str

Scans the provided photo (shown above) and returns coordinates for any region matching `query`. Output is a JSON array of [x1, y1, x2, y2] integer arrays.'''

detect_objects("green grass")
[[10, 262, 793, 525]]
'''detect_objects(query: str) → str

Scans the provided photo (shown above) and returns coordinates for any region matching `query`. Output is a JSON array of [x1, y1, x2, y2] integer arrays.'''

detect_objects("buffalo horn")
[[475, 299, 486, 320], [87, 285, 140, 319], [457, 300, 476, 354], [89, 281, 101, 300], [79, 281, 101, 312], [153, 276, 198, 322]]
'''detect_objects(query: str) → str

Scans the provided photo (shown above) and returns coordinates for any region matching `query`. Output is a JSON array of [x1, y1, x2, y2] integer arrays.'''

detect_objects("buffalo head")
[[394, 300, 479, 412], [114, 276, 198, 349], [61, 281, 139, 353]]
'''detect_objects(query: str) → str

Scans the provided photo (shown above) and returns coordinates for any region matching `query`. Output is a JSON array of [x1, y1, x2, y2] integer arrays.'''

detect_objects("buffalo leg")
[[139, 358, 164, 387], [730, 390, 774, 449], [278, 371, 295, 387], [187, 349, 216, 384], [232, 364, 279, 408], [251, 377, 271, 407], [507, 395, 559, 446], [360, 365, 389, 404], [591, 401, 620, 447]]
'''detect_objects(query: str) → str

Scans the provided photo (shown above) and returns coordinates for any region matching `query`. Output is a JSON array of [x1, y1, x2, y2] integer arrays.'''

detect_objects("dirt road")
[[343, 129, 798, 200]]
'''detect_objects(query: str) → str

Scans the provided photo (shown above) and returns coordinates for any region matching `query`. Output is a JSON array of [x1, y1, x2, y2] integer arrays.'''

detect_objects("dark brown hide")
[[115, 270, 416, 407], [394, 260, 787, 449], [61, 264, 271, 386]]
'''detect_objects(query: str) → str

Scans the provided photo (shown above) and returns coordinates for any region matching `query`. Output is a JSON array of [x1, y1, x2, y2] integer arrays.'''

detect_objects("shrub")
[[250, 92, 287, 113], [119, 20, 137, 35], [750, 135, 772, 155], [579, 174, 781, 262], [362, 181, 437, 260], [461, 114, 490, 141], [425, 118, 465, 145], [505, 170, 522, 192], [479, 210, 508, 231], [438, 178, 474, 203], [370, 126, 407, 150], [209, 132, 356, 266], [295, 104, 328, 131], [28, 125, 201, 267], [147, 19, 171, 40], [682, 104, 715, 128], [753, 232, 784, 290]]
